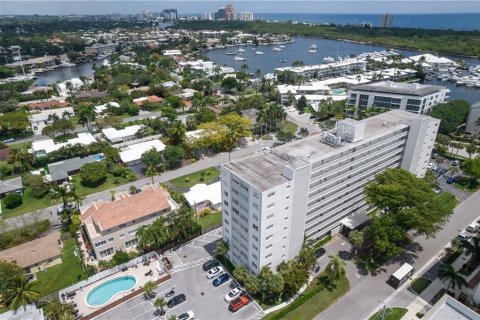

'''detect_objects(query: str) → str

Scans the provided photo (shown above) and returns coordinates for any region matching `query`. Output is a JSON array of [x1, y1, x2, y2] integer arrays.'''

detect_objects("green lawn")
[[198, 211, 222, 232], [1, 188, 54, 219], [31, 238, 85, 297], [437, 192, 458, 211], [264, 276, 350, 320], [72, 173, 134, 197], [169, 167, 219, 189], [369, 307, 408, 320], [278, 120, 298, 134], [410, 277, 432, 295]]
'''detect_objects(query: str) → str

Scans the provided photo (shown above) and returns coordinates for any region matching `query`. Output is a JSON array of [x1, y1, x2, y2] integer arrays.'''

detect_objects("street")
[[315, 190, 480, 320], [2, 139, 274, 230]]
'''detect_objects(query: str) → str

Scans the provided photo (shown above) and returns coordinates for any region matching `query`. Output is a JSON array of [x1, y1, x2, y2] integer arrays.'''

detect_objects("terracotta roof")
[[26, 101, 69, 110], [81, 185, 171, 231], [0, 231, 61, 268]]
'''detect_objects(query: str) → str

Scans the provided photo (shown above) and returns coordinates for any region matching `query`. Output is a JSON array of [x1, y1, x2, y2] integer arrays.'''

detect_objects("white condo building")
[[221, 110, 439, 274], [348, 81, 448, 114]]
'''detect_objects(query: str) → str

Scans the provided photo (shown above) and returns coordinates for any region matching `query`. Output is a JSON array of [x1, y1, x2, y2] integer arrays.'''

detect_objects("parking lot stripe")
[[132, 306, 154, 320], [212, 280, 232, 291]]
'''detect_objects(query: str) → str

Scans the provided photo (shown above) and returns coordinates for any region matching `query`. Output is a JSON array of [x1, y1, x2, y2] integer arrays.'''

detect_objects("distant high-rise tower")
[[239, 12, 254, 21], [380, 13, 393, 28], [225, 3, 235, 21]]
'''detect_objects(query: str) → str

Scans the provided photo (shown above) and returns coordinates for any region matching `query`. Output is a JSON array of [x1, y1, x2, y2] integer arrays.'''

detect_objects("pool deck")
[[67, 258, 167, 318]]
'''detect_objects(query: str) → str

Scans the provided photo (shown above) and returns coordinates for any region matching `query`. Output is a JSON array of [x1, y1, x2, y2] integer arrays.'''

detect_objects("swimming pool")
[[85, 275, 137, 308], [93, 153, 105, 161]]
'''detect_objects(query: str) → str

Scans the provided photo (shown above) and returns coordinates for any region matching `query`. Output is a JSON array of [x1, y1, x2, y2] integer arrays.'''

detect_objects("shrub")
[[184, 177, 190, 183], [80, 162, 107, 186], [199, 207, 212, 217], [110, 165, 126, 177], [3, 192, 22, 209]]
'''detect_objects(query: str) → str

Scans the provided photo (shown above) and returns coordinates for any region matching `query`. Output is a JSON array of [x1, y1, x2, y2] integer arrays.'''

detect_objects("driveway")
[[285, 107, 321, 135]]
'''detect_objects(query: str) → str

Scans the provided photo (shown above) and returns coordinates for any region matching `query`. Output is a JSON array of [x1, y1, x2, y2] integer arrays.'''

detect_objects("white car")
[[178, 311, 195, 320], [225, 287, 242, 302], [206, 266, 224, 279]]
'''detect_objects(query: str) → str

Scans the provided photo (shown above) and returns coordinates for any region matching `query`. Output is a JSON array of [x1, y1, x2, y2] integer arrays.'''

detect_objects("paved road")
[[285, 107, 321, 135], [2, 139, 274, 230], [316, 190, 480, 320]]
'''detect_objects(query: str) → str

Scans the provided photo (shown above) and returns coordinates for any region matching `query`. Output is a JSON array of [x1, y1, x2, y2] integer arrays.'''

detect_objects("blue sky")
[[1, 1, 480, 15]]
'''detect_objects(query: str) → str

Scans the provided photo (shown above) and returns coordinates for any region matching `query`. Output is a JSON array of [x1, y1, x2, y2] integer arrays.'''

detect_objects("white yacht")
[[255, 51, 264, 55], [323, 56, 335, 62], [279, 45, 286, 48], [273, 47, 282, 52], [237, 48, 246, 52], [234, 56, 246, 61], [61, 61, 76, 67], [309, 44, 318, 50]]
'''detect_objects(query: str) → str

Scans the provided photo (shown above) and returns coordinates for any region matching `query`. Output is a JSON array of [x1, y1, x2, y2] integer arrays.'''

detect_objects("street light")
[[377, 300, 391, 320]]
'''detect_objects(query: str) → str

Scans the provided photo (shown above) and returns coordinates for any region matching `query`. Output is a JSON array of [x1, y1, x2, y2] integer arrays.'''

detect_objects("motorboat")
[[237, 48, 246, 52], [280, 59, 287, 63], [102, 59, 110, 67], [309, 44, 318, 51], [273, 47, 282, 52], [234, 56, 246, 61], [279, 45, 286, 48], [308, 49, 317, 53], [323, 56, 335, 63], [61, 61, 76, 67], [255, 51, 264, 55]]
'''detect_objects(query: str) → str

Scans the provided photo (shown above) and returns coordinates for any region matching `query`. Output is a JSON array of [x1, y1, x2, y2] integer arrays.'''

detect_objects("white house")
[[93, 102, 120, 115], [119, 139, 166, 166], [102, 125, 142, 144], [184, 181, 222, 211], [29, 107, 74, 135], [31, 132, 97, 157]]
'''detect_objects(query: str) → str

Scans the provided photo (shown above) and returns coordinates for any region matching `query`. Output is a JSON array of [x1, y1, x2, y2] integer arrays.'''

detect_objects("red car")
[[228, 294, 249, 312]]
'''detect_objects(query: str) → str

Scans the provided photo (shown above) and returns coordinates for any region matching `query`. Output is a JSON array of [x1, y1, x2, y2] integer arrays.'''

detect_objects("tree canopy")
[[79, 162, 107, 186], [428, 99, 470, 135]]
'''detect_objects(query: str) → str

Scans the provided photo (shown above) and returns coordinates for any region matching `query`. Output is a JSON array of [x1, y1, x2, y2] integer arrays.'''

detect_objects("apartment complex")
[[221, 110, 439, 273], [238, 12, 254, 21], [380, 13, 394, 28], [85, 43, 116, 55], [81, 185, 178, 260], [348, 81, 448, 114]]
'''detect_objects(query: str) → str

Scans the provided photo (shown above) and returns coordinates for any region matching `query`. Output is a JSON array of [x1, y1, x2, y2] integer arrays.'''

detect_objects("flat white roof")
[[102, 125, 141, 142], [423, 294, 480, 320], [93, 102, 119, 114], [32, 132, 96, 154], [29, 107, 74, 122], [391, 263, 414, 280], [184, 181, 221, 207], [119, 139, 166, 163]]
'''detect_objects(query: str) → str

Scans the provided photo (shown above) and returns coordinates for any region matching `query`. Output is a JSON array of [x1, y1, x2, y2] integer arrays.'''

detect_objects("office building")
[[221, 110, 439, 273], [214, 8, 226, 20], [81, 185, 178, 260], [163, 9, 178, 20], [225, 4, 235, 21], [84, 43, 116, 56], [380, 13, 393, 28], [348, 81, 448, 114], [238, 12, 254, 21]]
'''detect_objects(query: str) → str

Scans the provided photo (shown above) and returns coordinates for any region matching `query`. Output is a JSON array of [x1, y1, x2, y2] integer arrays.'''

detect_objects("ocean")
[[253, 13, 480, 31]]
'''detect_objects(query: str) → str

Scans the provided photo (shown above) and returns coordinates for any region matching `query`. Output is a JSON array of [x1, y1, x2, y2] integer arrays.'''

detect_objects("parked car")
[[229, 295, 250, 312], [437, 168, 447, 175], [315, 248, 326, 258], [206, 266, 224, 279], [167, 294, 186, 308], [427, 162, 436, 170], [178, 311, 195, 320], [2, 138, 15, 143], [225, 288, 242, 302], [446, 177, 456, 184], [466, 223, 479, 233], [433, 187, 442, 194], [202, 259, 219, 271], [457, 231, 472, 241], [213, 273, 230, 287], [268, 133, 275, 140], [452, 160, 461, 166], [431, 153, 438, 159]]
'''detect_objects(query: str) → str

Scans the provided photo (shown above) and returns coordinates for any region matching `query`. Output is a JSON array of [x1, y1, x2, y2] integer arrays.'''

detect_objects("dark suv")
[[202, 259, 219, 271], [167, 294, 186, 308]]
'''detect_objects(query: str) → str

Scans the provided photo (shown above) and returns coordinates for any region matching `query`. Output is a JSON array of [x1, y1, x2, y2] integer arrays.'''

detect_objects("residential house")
[[133, 95, 163, 107], [0, 177, 23, 198], [185, 181, 222, 212], [29, 107, 74, 135], [31, 132, 97, 157], [47, 154, 104, 183], [102, 125, 142, 144], [0, 231, 62, 275], [26, 101, 70, 112], [119, 139, 166, 166]]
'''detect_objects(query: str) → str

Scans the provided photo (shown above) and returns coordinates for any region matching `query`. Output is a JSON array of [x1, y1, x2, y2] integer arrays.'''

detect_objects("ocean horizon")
[[245, 13, 480, 31]]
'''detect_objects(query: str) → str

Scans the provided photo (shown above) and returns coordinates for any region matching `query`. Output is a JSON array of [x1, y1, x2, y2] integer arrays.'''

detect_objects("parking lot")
[[96, 229, 264, 320]]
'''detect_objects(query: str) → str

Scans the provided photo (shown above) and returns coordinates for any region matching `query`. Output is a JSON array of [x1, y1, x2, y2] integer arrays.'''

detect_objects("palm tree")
[[45, 298, 76, 320], [449, 165, 459, 178], [154, 297, 167, 315], [216, 240, 229, 263], [77, 106, 97, 132], [348, 230, 365, 257], [69, 187, 84, 210], [461, 237, 480, 271], [51, 185, 71, 212], [2, 276, 39, 311], [143, 280, 156, 299], [438, 264, 467, 293], [325, 255, 346, 286], [168, 316, 178, 320], [8, 148, 35, 172], [146, 166, 157, 184], [167, 121, 186, 146]]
